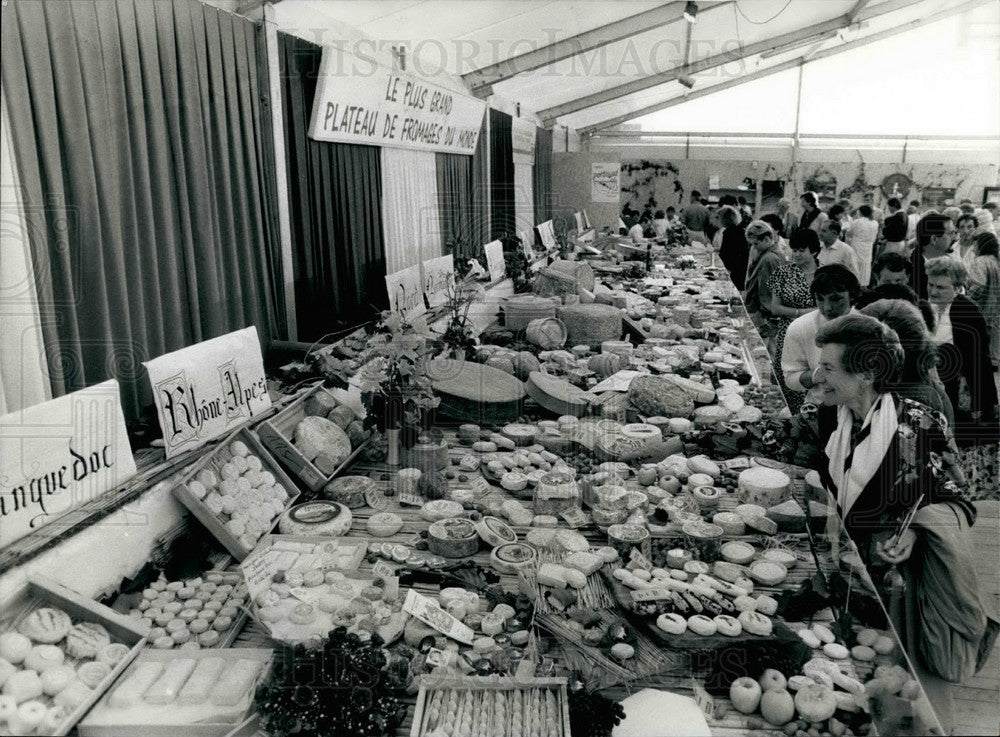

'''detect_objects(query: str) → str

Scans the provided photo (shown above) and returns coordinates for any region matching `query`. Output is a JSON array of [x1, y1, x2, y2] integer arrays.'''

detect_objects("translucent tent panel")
[[630, 3, 999, 137], [628, 67, 802, 133]]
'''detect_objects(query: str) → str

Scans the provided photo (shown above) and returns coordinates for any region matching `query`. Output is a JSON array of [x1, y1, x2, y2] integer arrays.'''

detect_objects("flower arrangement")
[[435, 271, 484, 360], [357, 311, 441, 450], [255, 628, 408, 737]]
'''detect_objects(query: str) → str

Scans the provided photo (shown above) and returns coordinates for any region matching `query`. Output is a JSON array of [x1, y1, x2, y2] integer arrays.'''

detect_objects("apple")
[[729, 677, 762, 715], [658, 475, 681, 493], [759, 668, 788, 692], [637, 467, 658, 486], [760, 688, 795, 726]]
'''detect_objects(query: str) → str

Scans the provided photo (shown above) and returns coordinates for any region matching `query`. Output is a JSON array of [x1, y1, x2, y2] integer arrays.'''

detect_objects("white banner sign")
[[592, 162, 621, 203], [422, 255, 455, 309], [308, 47, 486, 155], [0, 380, 136, 549], [144, 327, 271, 458], [385, 264, 426, 320], [484, 240, 506, 283], [512, 117, 536, 161]]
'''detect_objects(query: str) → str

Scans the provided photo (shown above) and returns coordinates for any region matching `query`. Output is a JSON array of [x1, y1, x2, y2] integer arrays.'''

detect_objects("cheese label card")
[[629, 548, 654, 571], [144, 327, 270, 458], [560, 507, 590, 529], [422, 255, 455, 309], [398, 492, 425, 507], [372, 560, 396, 579], [721, 457, 751, 470], [484, 240, 506, 284], [469, 477, 491, 497], [365, 486, 391, 511], [0, 380, 136, 549], [384, 264, 426, 320], [691, 676, 723, 720], [403, 589, 474, 644], [631, 587, 674, 603]]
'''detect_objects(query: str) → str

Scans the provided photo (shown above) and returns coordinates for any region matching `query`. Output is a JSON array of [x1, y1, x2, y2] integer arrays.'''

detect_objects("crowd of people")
[[663, 188, 1000, 728]]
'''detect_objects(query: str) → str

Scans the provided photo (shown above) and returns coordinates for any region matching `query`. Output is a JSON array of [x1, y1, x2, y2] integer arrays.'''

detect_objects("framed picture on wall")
[[984, 186, 1000, 206]]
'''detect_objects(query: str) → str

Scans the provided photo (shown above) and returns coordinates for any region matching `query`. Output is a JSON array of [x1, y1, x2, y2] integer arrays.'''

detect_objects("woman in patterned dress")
[[766, 229, 821, 413]]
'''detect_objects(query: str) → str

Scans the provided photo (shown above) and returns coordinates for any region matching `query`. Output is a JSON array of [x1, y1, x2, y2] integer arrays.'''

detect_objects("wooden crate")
[[256, 385, 370, 491], [77, 647, 273, 737], [0, 575, 148, 737], [410, 676, 570, 737], [170, 429, 301, 562]]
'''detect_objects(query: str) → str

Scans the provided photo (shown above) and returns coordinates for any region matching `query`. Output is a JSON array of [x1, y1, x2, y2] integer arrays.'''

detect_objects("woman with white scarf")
[[811, 314, 995, 728]]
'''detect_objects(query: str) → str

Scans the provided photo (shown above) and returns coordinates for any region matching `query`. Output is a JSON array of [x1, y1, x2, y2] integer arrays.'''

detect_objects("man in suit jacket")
[[909, 213, 956, 298]]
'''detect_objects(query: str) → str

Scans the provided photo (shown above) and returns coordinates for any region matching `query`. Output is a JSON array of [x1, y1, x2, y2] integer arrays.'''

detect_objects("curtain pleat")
[[1, 0, 282, 419], [534, 127, 553, 224], [514, 162, 534, 235], [381, 148, 441, 274], [436, 153, 474, 260], [278, 34, 387, 343], [489, 108, 515, 240], [470, 117, 490, 248]]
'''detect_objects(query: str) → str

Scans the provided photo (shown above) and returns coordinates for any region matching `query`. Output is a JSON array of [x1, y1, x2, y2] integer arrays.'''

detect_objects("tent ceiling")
[[267, 0, 994, 133]]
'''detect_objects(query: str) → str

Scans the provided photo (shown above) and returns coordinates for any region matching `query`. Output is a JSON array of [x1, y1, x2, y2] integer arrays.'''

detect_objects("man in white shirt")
[[781, 265, 861, 406], [817, 221, 858, 278]]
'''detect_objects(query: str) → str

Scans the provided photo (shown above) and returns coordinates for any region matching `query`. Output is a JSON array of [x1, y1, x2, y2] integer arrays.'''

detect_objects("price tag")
[[459, 454, 480, 471], [560, 507, 590, 529], [630, 587, 673, 603], [691, 677, 722, 720], [425, 647, 445, 667], [403, 589, 475, 645], [629, 548, 653, 571], [398, 492, 425, 507], [288, 586, 322, 605], [365, 486, 391, 511], [470, 477, 491, 497], [721, 457, 751, 470], [372, 560, 396, 579]]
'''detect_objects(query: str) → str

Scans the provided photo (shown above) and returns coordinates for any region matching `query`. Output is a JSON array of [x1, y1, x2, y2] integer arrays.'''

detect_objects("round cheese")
[[475, 517, 517, 548], [294, 415, 351, 466], [420, 499, 464, 522], [428, 518, 480, 558], [278, 501, 352, 536], [322, 475, 374, 509], [737, 467, 792, 507]]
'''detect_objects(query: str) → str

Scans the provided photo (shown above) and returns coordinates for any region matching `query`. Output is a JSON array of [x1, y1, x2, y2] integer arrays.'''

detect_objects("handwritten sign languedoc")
[[0, 380, 137, 549]]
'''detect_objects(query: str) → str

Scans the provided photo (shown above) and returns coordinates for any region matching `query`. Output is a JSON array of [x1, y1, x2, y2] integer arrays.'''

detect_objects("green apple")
[[760, 688, 795, 725], [729, 676, 762, 715]]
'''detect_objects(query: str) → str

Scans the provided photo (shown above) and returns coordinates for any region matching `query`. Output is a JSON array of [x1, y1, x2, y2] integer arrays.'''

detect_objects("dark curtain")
[[489, 108, 515, 240], [534, 127, 553, 224], [436, 153, 475, 260], [1, 0, 282, 420], [278, 34, 387, 342], [470, 119, 490, 249]]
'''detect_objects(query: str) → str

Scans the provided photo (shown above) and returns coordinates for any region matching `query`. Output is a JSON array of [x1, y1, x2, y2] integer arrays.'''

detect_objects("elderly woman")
[[718, 205, 749, 290], [859, 298, 953, 428], [743, 220, 786, 327], [925, 256, 999, 501], [967, 232, 1000, 367], [811, 314, 994, 717]]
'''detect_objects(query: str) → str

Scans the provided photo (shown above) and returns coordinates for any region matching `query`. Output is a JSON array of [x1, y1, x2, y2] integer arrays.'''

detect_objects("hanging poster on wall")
[[308, 47, 486, 155], [422, 255, 455, 309], [592, 163, 621, 203], [385, 264, 427, 320], [512, 118, 536, 163], [0, 380, 137, 549], [144, 327, 271, 458], [484, 240, 506, 283]]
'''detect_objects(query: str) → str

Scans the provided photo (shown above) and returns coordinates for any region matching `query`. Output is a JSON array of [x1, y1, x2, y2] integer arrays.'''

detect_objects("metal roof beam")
[[578, 0, 992, 135], [539, 0, 918, 125], [461, 2, 732, 98], [846, 0, 873, 23]]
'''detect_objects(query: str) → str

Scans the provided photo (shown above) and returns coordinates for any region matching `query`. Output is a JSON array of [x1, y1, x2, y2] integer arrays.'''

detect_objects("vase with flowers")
[[357, 311, 440, 465]]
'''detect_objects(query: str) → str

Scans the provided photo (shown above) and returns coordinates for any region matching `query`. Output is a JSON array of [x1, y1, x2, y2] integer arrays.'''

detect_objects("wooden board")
[[0, 575, 148, 737]]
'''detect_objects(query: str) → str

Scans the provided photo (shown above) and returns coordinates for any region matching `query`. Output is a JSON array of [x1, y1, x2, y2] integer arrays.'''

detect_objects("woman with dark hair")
[[859, 298, 953, 427], [798, 192, 828, 233], [811, 314, 995, 729], [967, 231, 1000, 367], [718, 205, 749, 290], [766, 229, 821, 411]]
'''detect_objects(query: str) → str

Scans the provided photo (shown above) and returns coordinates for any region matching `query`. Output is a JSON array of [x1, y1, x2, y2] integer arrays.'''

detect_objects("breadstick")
[[176, 657, 226, 705], [109, 661, 164, 708], [144, 658, 197, 704]]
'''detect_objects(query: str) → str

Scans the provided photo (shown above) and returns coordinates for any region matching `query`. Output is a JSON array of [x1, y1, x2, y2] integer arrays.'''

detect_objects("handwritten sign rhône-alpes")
[[307, 48, 486, 155], [0, 380, 137, 549], [143, 327, 271, 458]]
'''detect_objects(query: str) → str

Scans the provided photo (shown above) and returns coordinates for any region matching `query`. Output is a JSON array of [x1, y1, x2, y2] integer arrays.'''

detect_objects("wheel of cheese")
[[762, 549, 798, 569], [525, 372, 595, 417], [737, 467, 792, 507], [601, 340, 633, 357], [656, 613, 687, 635], [712, 512, 746, 535], [501, 423, 538, 446], [628, 375, 695, 418], [428, 518, 480, 558], [620, 424, 662, 444], [720, 541, 756, 565], [491, 543, 537, 574], [475, 516, 517, 548], [692, 405, 732, 429], [419, 499, 464, 522], [558, 303, 622, 346], [294, 415, 352, 467], [278, 501, 352, 536], [322, 475, 374, 509], [428, 359, 526, 424], [748, 560, 788, 586], [366, 512, 404, 537]]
